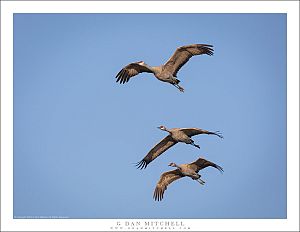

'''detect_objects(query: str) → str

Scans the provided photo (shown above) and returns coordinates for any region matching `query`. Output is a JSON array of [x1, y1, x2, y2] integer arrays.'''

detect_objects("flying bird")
[[115, 44, 214, 92], [153, 157, 224, 201], [136, 126, 223, 169]]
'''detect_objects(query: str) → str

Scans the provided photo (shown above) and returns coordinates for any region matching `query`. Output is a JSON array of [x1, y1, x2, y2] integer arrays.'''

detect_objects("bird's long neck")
[[164, 128, 171, 134], [174, 163, 181, 170], [148, 66, 160, 74]]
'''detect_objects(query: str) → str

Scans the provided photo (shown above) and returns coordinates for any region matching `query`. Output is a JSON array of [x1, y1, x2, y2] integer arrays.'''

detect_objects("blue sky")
[[13, 13, 286, 219]]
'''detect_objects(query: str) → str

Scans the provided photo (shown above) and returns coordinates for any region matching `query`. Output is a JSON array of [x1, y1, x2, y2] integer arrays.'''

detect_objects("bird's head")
[[168, 162, 177, 167], [157, 125, 167, 131]]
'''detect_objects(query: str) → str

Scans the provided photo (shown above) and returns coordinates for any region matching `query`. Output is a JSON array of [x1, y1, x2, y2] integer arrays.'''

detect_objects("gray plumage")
[[153, 157, 224, 201], [136, 125, 223, 169], [115, 44, 214, 92]]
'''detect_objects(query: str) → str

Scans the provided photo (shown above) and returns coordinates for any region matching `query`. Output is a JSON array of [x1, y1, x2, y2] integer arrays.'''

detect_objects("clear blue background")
[[13, 13, 286, 219]]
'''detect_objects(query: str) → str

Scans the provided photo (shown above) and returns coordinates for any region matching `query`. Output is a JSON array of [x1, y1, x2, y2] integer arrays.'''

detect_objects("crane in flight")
[[115, 44, 214, 92], [136, 125, 223, 169], [153, 157, 224, 201]]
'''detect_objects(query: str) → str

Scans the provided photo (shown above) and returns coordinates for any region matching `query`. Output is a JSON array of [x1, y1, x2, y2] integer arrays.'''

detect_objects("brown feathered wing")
[[115, 62, 153, 84], [188, 157, 224, 173], [179, 128, 223, 138], [136, 135, 177, 169], [153, 169, 184, 201], [163, 44, 214, 77]]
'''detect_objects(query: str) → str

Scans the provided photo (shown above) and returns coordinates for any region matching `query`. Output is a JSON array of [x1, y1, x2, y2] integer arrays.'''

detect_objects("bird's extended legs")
[[196, 178, 205, 185], [173, 84, 185, 92]]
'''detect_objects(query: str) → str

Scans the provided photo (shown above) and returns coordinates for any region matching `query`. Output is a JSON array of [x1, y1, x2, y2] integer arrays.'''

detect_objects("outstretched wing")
[[180, 128, 223, 139], [115, 62, 153, 84], [163, 44, 214, 76], [153, 169, 184, 201], [136, 135, 177, 169], [188, 157, 224, 173]]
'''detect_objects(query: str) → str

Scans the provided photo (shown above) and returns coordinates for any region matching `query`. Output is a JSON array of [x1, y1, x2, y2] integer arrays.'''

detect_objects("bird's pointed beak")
[[157, 127, 161, 130]]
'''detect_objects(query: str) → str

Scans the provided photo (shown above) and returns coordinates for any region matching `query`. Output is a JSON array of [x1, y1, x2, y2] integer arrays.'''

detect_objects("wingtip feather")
[[135, 159, 148, 170], [216, 164, 224, 173]]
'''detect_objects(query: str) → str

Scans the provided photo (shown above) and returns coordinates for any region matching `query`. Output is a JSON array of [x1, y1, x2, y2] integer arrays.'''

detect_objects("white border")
[[1, 1, 299, 231]]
